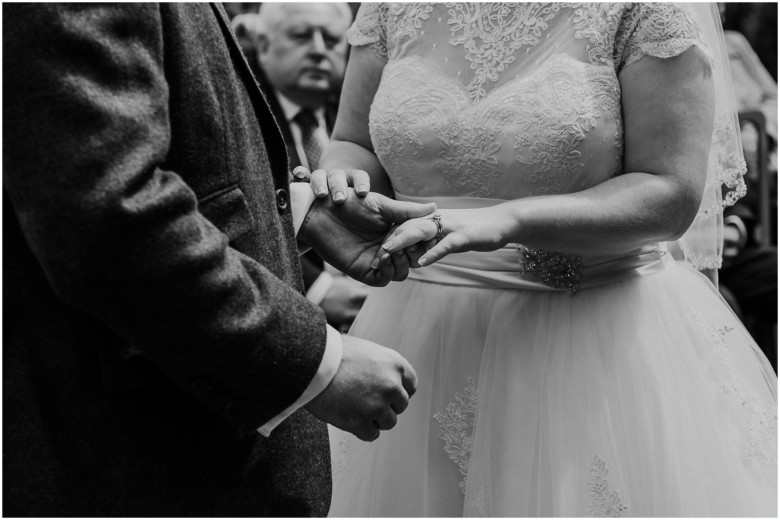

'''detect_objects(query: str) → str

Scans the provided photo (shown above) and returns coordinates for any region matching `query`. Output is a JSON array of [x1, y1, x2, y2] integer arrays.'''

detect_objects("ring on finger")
[[427, 212, 444, 241]]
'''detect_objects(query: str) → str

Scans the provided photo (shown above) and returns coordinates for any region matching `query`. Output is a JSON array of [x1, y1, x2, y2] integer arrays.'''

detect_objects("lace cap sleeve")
[[346, 2, 388, 63], [616, 3, 712, 73]]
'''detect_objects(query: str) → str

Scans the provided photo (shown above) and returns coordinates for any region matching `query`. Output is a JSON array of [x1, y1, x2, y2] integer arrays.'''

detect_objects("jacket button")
[[276, 188, 289, 211]]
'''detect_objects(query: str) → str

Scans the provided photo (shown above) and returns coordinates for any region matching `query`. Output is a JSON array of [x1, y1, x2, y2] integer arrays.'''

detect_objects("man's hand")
[[299, 188, 436, 286], [321, 274, 371, 332], [305, 335, 417, 441]]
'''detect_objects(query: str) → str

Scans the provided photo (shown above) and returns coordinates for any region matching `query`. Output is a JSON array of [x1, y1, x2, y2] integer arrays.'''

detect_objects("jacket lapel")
[[209, 3, 263, 102], [209, 2, 291, 181]]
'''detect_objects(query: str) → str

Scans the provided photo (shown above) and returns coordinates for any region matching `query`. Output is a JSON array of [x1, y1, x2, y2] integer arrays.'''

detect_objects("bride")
[[302, 3, 777, 516]]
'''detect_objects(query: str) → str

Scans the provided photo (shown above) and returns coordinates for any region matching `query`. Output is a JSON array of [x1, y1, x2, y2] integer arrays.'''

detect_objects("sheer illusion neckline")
[[382, 52, 616, 108]]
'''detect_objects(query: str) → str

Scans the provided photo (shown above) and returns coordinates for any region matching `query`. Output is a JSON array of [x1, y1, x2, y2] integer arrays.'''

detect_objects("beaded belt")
[[395, 194, 668, 294]]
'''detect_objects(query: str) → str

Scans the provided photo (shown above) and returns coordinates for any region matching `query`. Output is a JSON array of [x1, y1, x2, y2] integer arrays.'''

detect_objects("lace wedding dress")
[[328, 3, 777, 516]]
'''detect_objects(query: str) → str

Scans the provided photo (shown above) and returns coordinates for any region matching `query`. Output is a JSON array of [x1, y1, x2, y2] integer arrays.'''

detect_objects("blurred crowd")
[[226, 2, 777, 370], [719, 3, 778, 371]]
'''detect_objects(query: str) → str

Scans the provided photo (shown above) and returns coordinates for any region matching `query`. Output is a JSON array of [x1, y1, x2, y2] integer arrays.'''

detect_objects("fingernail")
[[356, 184, 368, 194], [334, 191, 345, 202], [370, 258, 379, 270], [419, 257, 428, 266], [381, 253, 390, 262], [382, 240, 393, 250], [315, 186, 327, 197]]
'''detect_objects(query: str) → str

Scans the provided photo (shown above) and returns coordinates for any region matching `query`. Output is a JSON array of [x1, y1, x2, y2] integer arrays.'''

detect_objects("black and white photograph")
[[3, 1, 778, 517]]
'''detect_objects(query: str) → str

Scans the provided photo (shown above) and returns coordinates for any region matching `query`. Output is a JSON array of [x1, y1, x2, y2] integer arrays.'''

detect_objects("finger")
[[364, 261, 392, 286], [407, 238, 439, 268], [369, 252, 391, 273], [375, 195, 437, 223], [373, 408, 398, 430], [390, 250, 410, 282], [349, 169, 371, 196], [390, 387, 410, 415], [374, 256, 395, 285], [382, 219, 438, 253], [292, 165, 312, 181], [327, 169, 350, 204], [418, 234, 464, 267], [405, 245, 427, 268], [400, 359, 418, 398], [310, 169, 329, 197], [356, 424, 381, 442], [370, 227, 398, 270]]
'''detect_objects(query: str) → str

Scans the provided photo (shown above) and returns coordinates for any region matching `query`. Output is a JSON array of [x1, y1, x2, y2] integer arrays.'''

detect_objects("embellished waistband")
[[396, 193, 668, 293]]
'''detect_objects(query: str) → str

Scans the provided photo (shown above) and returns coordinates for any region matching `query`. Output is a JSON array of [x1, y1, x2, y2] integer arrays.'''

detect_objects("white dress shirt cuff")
[[290, 182, 317, 236], [257, 325, 343, 436]]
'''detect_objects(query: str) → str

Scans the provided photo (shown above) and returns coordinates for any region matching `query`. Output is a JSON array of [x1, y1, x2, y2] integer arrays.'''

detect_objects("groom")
[[3, 3, 430, 516]]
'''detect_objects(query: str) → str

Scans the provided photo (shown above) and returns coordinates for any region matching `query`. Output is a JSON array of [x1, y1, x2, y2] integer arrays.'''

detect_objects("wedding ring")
[[427, 212, 443, 241]]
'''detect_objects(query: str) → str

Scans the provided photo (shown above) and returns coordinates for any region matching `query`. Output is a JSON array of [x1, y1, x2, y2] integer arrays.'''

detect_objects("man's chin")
[[296, 78, 332, 95]]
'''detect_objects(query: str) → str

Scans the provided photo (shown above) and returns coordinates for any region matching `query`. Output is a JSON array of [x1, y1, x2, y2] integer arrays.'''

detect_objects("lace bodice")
[[348, 3, 707, 199]]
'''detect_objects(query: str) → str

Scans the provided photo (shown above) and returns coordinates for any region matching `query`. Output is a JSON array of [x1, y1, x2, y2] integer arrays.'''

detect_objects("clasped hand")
[[295, 167, 511, 269], [298, 183, 437, 286]]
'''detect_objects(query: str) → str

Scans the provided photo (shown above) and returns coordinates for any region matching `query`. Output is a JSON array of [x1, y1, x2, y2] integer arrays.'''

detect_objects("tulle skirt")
[[328, 261, 777, 517]]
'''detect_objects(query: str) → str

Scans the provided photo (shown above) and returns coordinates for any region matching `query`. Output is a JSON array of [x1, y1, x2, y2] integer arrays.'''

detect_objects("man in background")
[[234, 3, 368, 332]]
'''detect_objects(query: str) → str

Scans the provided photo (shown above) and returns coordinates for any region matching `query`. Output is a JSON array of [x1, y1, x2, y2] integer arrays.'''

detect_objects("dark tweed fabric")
[[3, 3, 331, 516]]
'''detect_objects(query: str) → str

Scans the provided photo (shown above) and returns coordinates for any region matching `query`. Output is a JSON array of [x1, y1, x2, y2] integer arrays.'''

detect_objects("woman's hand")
[[376, 206, 514, 267], [293, 166, 371, 204]]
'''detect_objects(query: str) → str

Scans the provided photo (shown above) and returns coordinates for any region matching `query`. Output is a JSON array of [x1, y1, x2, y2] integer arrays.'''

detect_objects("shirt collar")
[[275, 90, 325, 124]]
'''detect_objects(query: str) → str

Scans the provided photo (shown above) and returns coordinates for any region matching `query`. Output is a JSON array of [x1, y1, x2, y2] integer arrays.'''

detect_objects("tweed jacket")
[[3, 3, 331, 516]]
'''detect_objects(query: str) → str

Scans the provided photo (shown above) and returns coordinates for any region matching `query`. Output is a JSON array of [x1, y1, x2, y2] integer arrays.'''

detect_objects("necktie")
[[294, 109, 322, 172]]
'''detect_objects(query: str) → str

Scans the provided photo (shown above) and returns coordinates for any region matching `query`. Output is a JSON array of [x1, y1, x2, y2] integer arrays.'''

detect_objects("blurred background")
[[718, 3, 777, 371], [226, 2, 778, 371]]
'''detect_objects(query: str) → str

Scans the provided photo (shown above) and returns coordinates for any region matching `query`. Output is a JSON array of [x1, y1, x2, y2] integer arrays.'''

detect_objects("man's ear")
[[255, 34, 271, 57]]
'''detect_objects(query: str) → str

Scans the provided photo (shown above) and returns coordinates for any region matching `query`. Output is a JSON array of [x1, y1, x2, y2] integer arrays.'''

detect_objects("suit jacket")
[[3, 3, 331, 516], [249, 58, 339, 290]]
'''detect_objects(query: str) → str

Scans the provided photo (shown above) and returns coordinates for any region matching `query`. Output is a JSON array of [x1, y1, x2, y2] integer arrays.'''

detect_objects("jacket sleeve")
[[2, 3, 328, 431]]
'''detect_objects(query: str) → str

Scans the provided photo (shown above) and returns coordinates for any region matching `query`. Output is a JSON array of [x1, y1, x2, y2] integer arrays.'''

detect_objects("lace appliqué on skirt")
[[586, 455, 628, 517], [692, 308, 778, 464], [331, 432, 353, 477], [433, 377, 478, 494], [517, 245, 583, 294]]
